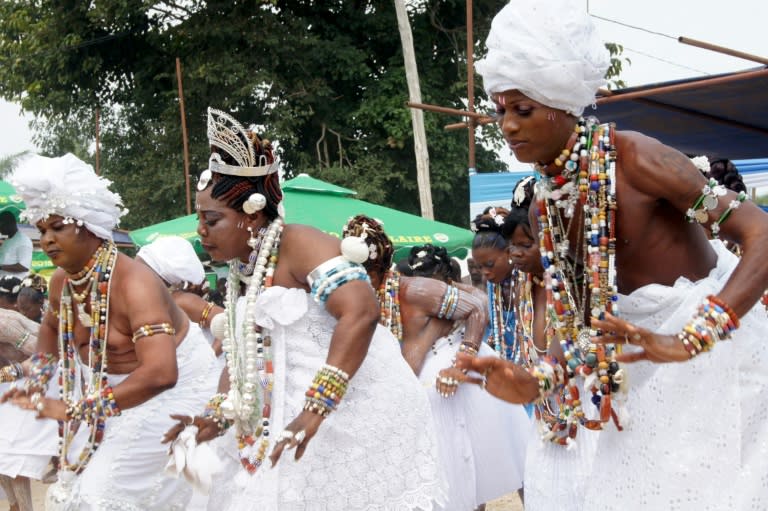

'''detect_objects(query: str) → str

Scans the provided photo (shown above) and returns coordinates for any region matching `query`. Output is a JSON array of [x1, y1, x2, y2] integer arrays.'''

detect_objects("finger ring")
[[36, 401, 44, 413], [30, 392, 41, 406], [447, 378, 458, 386], [294, 430, 306, 444], [632, 333, 642, 342], [186, 417, 195, 426], [277, 430, 294, 443], [481, 376, 487, 391]]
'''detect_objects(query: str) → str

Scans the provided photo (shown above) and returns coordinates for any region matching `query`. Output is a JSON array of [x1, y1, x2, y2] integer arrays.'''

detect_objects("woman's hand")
[[591, 313, 691, 364], [269, 410, 324, 467], [9, 391, 67, 420], [435, 366, 466, 397], [162, 415, 220, 445], [453, 353, 539, 404]]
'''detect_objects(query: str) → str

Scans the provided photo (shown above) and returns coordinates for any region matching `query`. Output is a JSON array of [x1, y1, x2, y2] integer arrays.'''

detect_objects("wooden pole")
[[94, 108, 100, 175], [407, 101, 487, 119], [678, 37, 768, 66], [176, 57, 192, 215], [466, 0, 476, 172], [394, 0, 434, 219]]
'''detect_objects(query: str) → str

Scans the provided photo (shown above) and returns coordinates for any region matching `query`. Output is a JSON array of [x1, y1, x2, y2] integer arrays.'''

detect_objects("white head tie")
[[137, 236, 205, 286], [205, 108, 278, 178], [11, 153, 127, 240], [475, 0, 610, 116]]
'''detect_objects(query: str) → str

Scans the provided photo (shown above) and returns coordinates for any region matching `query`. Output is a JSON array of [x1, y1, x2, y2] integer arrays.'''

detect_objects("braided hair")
[[708, 159, 747, 194], [502, 176, 536, 239], [342, 215, 394, 277], [406, 244, 455, 282], [206, 130, 283, 220], [471, 207, 509, 250]]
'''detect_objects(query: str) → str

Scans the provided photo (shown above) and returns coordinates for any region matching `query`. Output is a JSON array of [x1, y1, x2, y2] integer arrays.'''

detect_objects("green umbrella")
[[131, 175, 473, 260], [0, 180, 25, 220]]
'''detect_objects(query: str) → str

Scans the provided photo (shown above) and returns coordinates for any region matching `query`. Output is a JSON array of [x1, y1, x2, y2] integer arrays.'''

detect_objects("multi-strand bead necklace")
[[377, 271, 403, 342], [58, 241, 118, 474], [533, 117, 624, 445], [487, 279, 518, 361], [220, 218, 283, 474]]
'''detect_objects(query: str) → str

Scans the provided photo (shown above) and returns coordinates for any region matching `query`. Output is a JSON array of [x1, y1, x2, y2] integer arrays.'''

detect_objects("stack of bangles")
[[65, 385, 121, 424], [528, 355, 566, 403], [451, 342, 479, 371], [677, 295, 739, 357], [202, 393, 233, 434], [199, 302, 215, 329], [0, 362, 24, 383], [25, 352, 57, 391], [303, 364, 350, 417], [437, 285, 460, 320]]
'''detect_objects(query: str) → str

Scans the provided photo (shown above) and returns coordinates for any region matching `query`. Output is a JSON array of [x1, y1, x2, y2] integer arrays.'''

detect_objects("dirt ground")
[[1, 481, 524, 510]]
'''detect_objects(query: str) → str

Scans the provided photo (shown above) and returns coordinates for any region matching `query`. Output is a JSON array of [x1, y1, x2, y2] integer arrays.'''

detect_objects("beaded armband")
[[527, 356, 565, 403], [202, 393, 233, 434], [677, 295, 739, 358], [303, 364, 350, 417], [131, 323, 176, 344], [686, 179, 748, 237], [711, 192, 747, 238], [307, 256, 370, 304], [199, 302, 215, 329], [0, 362, 24, 383], [25, 353, 57, 392], [65, 385, 121, 424], [437, 285, 460, 320]]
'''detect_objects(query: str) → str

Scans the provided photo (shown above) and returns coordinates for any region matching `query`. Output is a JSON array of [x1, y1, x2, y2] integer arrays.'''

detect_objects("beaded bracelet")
[[308, 256, 370, 304], [65, 385, 121, 424], [303, 364, 350, 417], [437, 286, 460, 320], [0, 363, 24, 383], [15, 331, 31, 350], [761, 290, 768, 313], [25, 353, 57, 392], [527, 355, 565, 403], [710, 192, 748, 238], [202, 393, 233, 434], [686, 178, 726, 225], [677, 295, 738, 358], [131, 323, 176, 344], [199, 302, 215, 329]]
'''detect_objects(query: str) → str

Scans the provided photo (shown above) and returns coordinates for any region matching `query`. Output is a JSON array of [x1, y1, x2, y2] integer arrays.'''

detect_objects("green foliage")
[[0, 0, 625, 230]]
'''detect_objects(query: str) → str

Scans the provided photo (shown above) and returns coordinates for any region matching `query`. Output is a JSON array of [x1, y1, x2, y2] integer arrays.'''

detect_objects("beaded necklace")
[[487, 278, 517, 361], [533, 117, 623, 445], [377, 271, 403, 342], [516, 272, 548, 369], [58, 241, 117, 475], [220, 218, 283, 474]]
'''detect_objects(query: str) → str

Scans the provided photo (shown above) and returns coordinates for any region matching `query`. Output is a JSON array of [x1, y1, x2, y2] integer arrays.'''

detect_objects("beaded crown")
[[206, 107, 278, 177]]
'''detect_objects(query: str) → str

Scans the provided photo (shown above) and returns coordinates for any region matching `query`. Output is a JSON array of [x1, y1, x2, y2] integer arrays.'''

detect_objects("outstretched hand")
[[591, 313, 691, 364], [453, 353, 539, 404], [162, 415, 221, 445], [435, 366, 466, 398], [269, 410, 324, 467]]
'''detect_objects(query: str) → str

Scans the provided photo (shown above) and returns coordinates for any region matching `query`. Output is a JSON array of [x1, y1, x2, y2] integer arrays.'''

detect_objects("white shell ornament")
[[197, 169, 213, 191], [242, 193, 267, 214], [341, 236, 370, 264], [277, 201, 286, 218], [210, 312, 227, 340]]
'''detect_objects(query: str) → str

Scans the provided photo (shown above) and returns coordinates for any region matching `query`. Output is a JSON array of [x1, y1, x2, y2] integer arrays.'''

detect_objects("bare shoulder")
[[278, 223, 342, 282]]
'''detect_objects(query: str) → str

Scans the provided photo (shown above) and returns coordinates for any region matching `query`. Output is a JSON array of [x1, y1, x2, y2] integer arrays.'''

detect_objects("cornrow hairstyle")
[[471, 207, 509, 250], [0, 276, 22, 303], [206, 130, 283, 220], [708, 159, 747, 194], [502, 177, 536, 239], [342, 214, 394, 276], [407, 244, 454, 282]]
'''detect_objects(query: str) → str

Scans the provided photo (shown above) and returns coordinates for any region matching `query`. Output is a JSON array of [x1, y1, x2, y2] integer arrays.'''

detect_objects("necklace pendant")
[[77, 303, 92, 327], [577, 329, 591, 353]]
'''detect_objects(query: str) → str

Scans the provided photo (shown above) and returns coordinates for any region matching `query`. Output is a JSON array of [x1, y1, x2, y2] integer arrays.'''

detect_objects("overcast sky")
[[1, 0, 766, 159]]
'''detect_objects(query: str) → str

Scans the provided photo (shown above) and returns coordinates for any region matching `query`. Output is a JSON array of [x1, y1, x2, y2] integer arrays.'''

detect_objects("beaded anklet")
[[303, 364, 350, 417], [308, 256, 370, 303], [65, 385, 121, 424], [677, 295, 739, 358], [131, 323, 176, 344], [0, 362, 24, 383]]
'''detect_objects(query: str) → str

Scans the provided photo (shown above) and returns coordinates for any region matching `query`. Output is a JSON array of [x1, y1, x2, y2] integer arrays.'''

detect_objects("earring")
[[247, 226, 259, 249], [236, 220, 244, 229], [75, 227, 80, 234], [508, 258, 513, 265], [243, 193, 267, 215]]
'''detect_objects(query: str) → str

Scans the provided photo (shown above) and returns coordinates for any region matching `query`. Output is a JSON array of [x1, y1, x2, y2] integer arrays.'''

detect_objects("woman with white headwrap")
[[1, 153, 219, 510], [451, 1, 768, 510]]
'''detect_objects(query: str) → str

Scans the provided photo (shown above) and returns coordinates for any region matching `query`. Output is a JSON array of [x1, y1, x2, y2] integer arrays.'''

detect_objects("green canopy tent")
[[0, 180, 25, 221], [131, 174, 474, 261]]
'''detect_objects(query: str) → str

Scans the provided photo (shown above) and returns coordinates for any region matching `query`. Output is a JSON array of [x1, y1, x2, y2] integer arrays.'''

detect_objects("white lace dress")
[[583, 240, 768, 510], [418, 332, 529, 509], [210, 287, 446, 511]]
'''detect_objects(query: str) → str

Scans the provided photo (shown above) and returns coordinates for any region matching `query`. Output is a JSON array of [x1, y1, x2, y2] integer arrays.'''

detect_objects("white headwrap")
[[137, 236, 205, 286], [11, 153, 127, 240], [475, 0, 610, 116]]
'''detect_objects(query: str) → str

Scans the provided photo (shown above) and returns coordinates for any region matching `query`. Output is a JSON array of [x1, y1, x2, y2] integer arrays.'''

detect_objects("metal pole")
[[176, 57, 192, 216]]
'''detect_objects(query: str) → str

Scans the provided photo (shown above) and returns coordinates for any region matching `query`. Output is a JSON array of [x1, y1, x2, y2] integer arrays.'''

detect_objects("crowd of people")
[[1, 1, 767, 510]]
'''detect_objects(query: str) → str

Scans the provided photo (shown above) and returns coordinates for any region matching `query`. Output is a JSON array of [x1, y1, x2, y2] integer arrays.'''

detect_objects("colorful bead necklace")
[[377, 271, 403, 342], [487, 278, 517, 361], [58, 241, 118, 475], [220, 218, 283, 474], [533, 117, 624, 446]]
